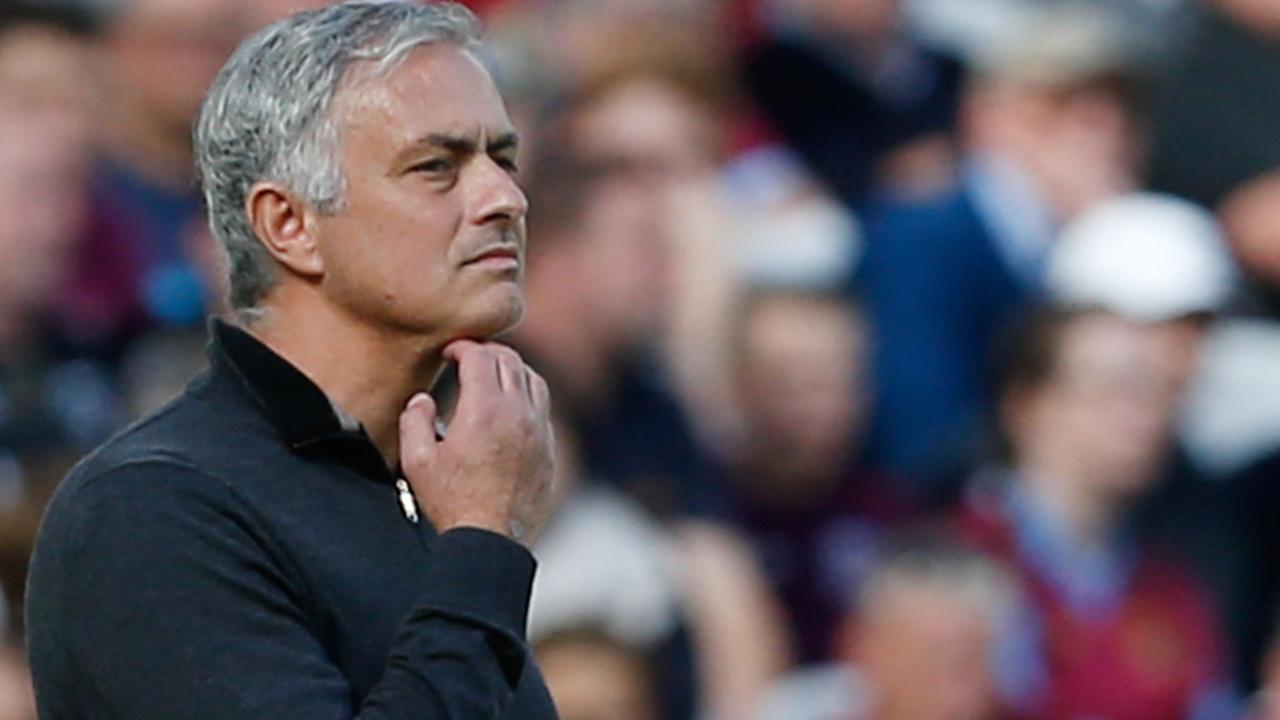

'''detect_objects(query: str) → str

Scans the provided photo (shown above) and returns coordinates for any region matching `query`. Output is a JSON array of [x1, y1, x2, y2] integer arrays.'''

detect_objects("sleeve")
[[33, 460, 536, 720]]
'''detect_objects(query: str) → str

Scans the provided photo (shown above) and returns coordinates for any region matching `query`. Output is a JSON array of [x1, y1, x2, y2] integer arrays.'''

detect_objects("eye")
[[411, 158, 455, 175], [494, 156, 520, 174]]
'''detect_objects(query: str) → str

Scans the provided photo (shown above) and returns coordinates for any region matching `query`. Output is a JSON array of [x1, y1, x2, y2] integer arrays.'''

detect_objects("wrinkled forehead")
[[331, 43, 514, 150]]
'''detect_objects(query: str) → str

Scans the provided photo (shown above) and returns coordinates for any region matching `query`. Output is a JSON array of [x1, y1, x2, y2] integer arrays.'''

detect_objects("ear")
[[245, 181, 325, 280]]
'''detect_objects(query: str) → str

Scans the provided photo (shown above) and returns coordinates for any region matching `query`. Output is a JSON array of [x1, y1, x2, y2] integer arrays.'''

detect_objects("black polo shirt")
[[25, 320, 559, 719]]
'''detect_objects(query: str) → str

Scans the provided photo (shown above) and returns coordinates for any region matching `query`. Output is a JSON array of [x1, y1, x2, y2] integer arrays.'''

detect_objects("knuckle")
[[491, 343, 522, 363]]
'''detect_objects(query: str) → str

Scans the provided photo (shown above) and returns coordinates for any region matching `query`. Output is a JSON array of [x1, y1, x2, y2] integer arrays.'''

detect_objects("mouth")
[[462, 245, 521, 271]]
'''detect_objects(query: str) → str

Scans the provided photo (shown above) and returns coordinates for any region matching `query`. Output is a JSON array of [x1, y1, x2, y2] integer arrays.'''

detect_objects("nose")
[[470, 156, 528, 227]]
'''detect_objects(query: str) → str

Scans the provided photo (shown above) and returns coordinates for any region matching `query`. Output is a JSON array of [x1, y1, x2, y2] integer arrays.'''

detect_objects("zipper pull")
[[395, 479, 419, 525]]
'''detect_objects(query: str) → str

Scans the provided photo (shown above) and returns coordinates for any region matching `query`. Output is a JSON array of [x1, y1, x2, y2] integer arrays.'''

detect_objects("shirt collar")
[[208, 317, 356, 449], [963, 152, 1058, 285], [1004, 476, 1137, 616]]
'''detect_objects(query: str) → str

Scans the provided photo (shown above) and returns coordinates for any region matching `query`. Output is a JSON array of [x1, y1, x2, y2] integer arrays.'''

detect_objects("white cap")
[[1047, 193, 1237, 322]]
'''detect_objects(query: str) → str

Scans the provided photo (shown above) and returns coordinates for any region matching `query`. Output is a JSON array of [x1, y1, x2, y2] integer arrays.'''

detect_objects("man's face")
[[968, 80, 1141, 218], [106, 0, 242, 138], [1021, 314, 1178, 496], [312, 44, 528, 341], [0, 26, 92, 318], [853, 579, 1001, 720], [736, 296, 869, 495]]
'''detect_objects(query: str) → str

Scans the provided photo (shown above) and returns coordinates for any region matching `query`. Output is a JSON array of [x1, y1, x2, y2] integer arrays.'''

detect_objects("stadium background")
[[4, 0, 1280, 717]]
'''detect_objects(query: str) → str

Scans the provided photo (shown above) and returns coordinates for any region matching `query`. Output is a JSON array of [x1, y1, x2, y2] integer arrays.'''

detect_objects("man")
[[857, 2, 1147, 494], [714, 287, 908, 664], [960, 307, 1235, 719], [756, 534, 1020, 720], [0, 1, 118, 632], [89, 0, 245, 327], [26, 3, 558, 719], [740, 0, 964, 201]]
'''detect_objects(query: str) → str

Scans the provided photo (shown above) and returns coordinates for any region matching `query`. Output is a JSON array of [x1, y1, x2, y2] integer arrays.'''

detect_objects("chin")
[[458, 291, 525, 340]]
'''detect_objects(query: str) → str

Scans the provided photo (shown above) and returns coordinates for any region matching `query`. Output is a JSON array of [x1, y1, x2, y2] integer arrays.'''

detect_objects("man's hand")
[[398, 340, 555, 543]]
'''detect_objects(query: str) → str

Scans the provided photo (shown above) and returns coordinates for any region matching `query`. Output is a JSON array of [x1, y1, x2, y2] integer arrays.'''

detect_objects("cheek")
[[320, 220, 455, 320]]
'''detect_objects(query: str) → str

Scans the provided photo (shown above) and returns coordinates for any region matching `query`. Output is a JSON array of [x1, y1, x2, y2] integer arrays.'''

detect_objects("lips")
[[462, 245, 521, 269]]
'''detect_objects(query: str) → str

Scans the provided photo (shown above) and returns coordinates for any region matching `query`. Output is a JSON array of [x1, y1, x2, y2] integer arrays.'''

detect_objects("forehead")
[[746, 297, 863, 353], [1057, 314, 1157, 374], [336, 43, 513, 149]]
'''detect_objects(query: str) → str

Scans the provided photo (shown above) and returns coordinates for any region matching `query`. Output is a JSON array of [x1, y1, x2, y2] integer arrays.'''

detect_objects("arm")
[[29, 460, 532, 720]]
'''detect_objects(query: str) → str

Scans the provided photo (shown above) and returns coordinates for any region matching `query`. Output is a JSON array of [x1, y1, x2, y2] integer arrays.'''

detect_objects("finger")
[[398, 392, 439, 469], [442, 338, 482, 363], [492, 345, 528, 396], [446, 341, 500, 394], [528, 367, 550, 412]]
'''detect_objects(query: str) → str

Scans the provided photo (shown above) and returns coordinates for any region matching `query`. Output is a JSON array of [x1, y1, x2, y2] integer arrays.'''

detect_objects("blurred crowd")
[[6, 0, 1280, 718]]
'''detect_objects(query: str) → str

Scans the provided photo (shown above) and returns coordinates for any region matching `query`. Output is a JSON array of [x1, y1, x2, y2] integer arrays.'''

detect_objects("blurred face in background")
[[966, 78, 1142, 219], [1007, 312, 1179, 501], [559, 75, 718, 348], [0, 23, 93, 167], [104, 0, 242, 145], [846, 575, 1003, 720], [734, 294, 869, 503], [0, 23, 93, 325], [571, 76, 716, 189], [0, 137, 84, 325], [568, 179, 672, 350], [1222, 171, 1280, 288]]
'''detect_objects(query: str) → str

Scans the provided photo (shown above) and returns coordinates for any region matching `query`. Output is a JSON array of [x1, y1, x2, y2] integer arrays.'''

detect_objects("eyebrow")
[[413, 131, 520, 155]]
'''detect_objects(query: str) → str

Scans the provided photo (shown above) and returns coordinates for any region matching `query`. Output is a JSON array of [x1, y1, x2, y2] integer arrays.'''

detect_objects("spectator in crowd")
[[0, 3, 122, 565], [738, 0, 965, 201], [960, 306, 1236, 719], [0, 1, 97, 354], [711, 287, 908, 664], [1047, 193, 1235, 394], [535, 626, 661, 720], [1044, 192, 1247, 677], [858, 1, 1148, 494], [556, 34, 746, 457], [515, 123, 715, 517], [531, 413, 790, 720], [87, 0, 242, 329], [756, 533, 1021, 720], [1148, 0, 1280, 207]]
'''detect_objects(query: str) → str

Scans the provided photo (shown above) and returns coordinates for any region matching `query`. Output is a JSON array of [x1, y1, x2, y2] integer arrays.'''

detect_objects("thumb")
[[399, 392, 439, 470]]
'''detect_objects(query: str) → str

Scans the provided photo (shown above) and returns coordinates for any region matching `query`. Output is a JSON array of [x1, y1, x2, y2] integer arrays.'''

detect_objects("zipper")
[[395, 479, 419, 524]]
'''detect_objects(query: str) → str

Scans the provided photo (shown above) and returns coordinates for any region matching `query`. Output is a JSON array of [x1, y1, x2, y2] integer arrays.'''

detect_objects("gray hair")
[[858, 532, 1020, 624], [194, 1, 483, 315]]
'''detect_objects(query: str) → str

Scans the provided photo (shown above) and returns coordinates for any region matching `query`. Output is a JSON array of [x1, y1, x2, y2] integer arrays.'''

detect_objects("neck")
[[1018, 451, 1119, 547], [246, 294, 448, 469]]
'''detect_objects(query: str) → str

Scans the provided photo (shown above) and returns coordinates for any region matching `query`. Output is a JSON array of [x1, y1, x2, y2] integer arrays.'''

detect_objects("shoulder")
[[33, 374, 273, 573], [69, 364, 278, 495]]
